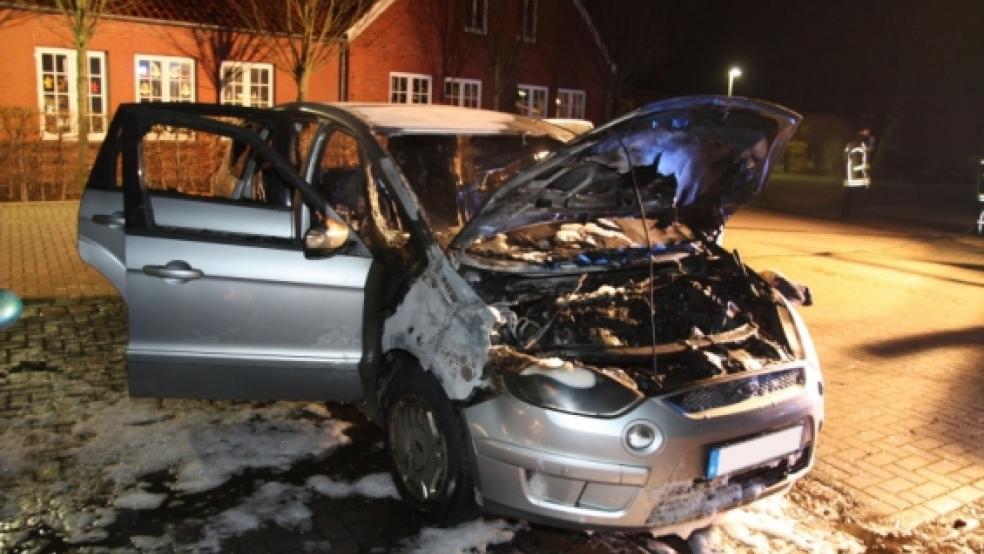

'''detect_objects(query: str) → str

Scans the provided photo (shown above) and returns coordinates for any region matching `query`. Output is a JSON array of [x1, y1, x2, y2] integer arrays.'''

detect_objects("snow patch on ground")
[[0, 430, 29, 479], [192, 482, 313, 553], [130, 533, 173, 551], [400, 519, 521, 554], [307, 472, 399, 499], [168, 474, 400, 553], [61, 507, 116, 544], [1, 396, 352, 548], [706, 495, 865, 553], [127, 474, 401, 552], [71, 398, 352, 495], [113, 490, 166, 510], [0, 430, 31, 521]]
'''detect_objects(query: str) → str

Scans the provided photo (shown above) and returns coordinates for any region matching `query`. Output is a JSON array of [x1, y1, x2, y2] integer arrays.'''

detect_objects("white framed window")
[[519, 0, 537, 42], [556, 88, 586, 119], [35, 47, 107, 139], [220, 61, 274, 107], [135, 55, 195, 103], [444, 78, 481, 108], [516, 84, 548, 117], [36, 47, 74, 137], [87, 52, 108, 135], [389, 72, 432, 104], [465, 0, 487, 34]]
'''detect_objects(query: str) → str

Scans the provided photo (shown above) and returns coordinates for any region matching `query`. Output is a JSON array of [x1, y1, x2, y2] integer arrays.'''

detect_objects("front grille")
[[666, 367, 804, 413]]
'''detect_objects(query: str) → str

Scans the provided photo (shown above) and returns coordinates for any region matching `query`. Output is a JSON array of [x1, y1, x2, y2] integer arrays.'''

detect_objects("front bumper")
[[463, 364, 824, 537]]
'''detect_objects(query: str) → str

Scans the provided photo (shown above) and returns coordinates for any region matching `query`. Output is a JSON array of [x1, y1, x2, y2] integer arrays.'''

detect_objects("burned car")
[[78, 97, 822, 538]]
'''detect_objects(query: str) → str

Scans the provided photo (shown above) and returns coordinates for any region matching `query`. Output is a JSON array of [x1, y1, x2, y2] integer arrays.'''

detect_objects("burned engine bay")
[[432, 98, 805, 411], [376, 98, 805, 410], [459, 221, 799, 404]]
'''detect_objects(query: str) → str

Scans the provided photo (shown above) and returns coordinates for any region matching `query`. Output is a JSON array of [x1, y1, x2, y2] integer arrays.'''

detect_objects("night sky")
[[635, 0, 984, 175]]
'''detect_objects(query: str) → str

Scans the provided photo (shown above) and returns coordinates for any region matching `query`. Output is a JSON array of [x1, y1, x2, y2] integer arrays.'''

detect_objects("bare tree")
[[577, 0, 673, 119], [408, 0, 474, 104], [482, 0, 526, 110], [178, 28, 271, 104], [234, 0, 371, 101], [48, 0, 111, 178]]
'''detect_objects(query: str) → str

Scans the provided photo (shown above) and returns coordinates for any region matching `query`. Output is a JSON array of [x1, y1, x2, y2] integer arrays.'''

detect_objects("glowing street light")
[[727, 66, 742, 97]]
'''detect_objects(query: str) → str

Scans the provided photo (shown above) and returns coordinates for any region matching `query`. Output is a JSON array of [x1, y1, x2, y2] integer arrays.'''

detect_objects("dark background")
[[630, 0, 984, 179]]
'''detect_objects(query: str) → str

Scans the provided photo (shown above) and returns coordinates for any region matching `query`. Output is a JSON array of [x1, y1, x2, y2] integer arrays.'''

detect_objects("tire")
[[382, 360, 480, 525]]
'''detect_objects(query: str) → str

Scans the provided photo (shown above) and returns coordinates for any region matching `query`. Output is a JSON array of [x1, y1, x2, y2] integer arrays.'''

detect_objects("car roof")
[[289, 102, 575, 140]]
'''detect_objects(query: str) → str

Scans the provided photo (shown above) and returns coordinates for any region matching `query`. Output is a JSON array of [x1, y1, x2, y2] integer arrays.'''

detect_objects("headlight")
[[502, 361, 643, 417], [775, 295, 805, 360], [776, 296, 820, 369]]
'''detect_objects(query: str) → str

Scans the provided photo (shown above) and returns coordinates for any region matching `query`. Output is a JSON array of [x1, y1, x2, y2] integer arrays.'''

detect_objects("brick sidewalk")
[[729, 209, 984, 529], [0, 201, 116, 299]]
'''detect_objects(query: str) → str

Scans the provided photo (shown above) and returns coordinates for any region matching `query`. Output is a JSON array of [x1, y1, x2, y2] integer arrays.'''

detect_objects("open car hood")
[[450, 96, 801, 251]]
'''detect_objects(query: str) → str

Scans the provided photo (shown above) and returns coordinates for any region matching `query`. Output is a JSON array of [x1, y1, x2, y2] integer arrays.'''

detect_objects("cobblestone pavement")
[[1, 200, 983, 552], [0, 297, 430, 553], [3, 298, 856, 554]]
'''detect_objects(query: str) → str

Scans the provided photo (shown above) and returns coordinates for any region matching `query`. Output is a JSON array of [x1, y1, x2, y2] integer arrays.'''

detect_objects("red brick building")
[[346, 0, 606, 120], [0, 0, 608, 144]]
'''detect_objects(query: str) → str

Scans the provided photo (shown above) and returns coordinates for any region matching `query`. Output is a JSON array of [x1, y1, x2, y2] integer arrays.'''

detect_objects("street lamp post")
[[727, 66, 742, 96]]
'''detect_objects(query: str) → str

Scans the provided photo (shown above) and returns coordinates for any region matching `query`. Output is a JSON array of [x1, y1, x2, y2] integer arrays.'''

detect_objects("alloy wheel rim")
[[389, 395, 449, 503]]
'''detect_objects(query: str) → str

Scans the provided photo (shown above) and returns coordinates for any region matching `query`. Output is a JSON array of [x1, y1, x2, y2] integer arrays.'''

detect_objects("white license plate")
[[706, 425, 804, 478]]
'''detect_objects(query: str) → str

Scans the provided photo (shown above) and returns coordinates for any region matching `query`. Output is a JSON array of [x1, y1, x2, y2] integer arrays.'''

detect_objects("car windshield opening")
[[384, 134, 563, 247]]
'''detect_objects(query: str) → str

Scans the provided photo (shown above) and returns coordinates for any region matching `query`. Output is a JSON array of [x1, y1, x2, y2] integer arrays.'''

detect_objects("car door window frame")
[[307, 122, 424, 265], [113, 104, 369, 256]]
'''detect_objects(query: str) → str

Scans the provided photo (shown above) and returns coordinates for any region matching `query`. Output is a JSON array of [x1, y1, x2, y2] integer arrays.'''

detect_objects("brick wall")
[[0, 2, 610, 201], [348, 0, 606, 121], [0, 8, 342, 118], [1, 2, 608, 121], [0, 7, 342, 200]]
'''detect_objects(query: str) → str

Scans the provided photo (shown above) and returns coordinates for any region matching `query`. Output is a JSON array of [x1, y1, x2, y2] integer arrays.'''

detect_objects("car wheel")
[[383, 361, 480, 525]]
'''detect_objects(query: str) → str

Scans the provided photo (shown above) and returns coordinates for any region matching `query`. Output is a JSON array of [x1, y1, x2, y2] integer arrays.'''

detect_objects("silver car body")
[[78, 98, 823, 535]]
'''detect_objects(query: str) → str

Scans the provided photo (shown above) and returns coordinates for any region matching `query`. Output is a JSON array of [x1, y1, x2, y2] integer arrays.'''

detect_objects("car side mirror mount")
[[304, 218, 350, 259]]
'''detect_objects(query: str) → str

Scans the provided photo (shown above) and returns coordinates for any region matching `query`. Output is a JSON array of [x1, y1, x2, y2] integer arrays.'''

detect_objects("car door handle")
[[92, 212, 125, 229], [142, 261, 204, 281]]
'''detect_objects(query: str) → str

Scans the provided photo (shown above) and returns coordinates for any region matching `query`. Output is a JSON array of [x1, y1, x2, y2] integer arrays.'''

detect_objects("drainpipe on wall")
[[339, 41, 349, 101]]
